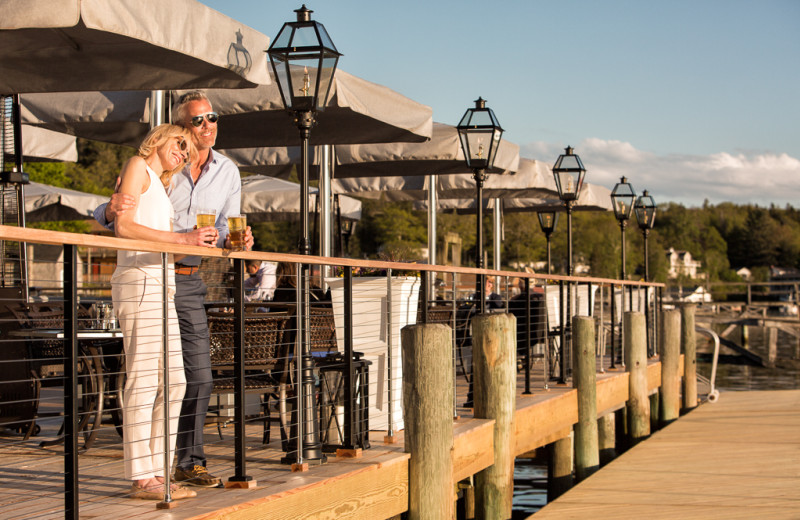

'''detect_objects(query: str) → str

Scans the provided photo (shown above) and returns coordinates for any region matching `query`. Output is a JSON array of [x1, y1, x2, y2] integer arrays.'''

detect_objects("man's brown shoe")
[[173, 465, 222, 488]]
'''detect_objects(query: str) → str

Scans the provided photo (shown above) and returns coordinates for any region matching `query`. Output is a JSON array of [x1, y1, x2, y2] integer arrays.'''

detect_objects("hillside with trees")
[[21, 139, 800, 284]]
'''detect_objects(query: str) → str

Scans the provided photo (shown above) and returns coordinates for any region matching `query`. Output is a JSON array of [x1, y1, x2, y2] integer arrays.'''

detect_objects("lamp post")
[[634, 190, 657, 281], [552, 146, 586, 383], [456, 97, 503, 314], [635, 190, 657, 358], [268, 4, 341, 465], [610, 176, 635, 283], [610, 176, 635, 369], [537, 211, 559, 275]]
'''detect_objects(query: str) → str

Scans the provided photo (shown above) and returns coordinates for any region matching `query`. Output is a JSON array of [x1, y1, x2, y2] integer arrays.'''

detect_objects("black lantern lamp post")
[[268, 4, 341, 465], [610, 176, 635, 283], [634, 190, 657, 281], [537, 211, 559, 275], [552, 146, 586, 383], [457, 97, 503, 314], [552, 147, 586, 277], [634, 190, 657, 357]]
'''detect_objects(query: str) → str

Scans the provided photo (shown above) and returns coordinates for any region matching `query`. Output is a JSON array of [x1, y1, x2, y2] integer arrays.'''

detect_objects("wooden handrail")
[[0, 224, 665, 289]]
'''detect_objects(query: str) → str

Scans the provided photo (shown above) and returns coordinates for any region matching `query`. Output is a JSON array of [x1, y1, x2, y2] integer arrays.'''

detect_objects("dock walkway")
[[533, 389, 800, 519]]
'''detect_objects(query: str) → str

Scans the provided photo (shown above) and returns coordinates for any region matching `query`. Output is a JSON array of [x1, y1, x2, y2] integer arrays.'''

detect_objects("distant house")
[[736, 267, 752, 281], [664, 285, 712, 304], [666, 248, 703, 279]]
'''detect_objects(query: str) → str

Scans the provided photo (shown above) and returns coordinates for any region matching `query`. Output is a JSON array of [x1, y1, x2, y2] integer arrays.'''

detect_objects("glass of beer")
[[228, 214, 247, 251], [196, 208, 216, 229]]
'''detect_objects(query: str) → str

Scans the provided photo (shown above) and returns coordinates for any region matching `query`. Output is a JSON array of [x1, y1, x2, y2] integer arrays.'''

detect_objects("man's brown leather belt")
[[175, 265, 200, 276]]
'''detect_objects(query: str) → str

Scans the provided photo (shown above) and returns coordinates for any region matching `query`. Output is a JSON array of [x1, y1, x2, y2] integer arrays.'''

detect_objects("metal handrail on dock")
[[695, 326, 720, 402]]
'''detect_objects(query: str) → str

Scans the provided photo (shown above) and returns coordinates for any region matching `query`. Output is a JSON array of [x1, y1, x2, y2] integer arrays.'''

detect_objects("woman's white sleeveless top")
[[116, 165, 175, 272]]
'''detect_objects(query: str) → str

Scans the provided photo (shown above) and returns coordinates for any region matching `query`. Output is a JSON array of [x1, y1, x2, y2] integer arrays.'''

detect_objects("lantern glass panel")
[[554, 170, 584, 200], [634, 194, 657, 229], [538, 211, 559, 233], [611, 180, 636, 221]]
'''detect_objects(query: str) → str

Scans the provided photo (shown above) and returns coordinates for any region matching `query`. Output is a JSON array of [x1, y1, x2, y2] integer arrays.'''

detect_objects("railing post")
[[681, 304, 698, 412], [386, 268, 394, 439], [558, 280, 566, 384], [402, 323, 453, 520], [228, 258, 253, 486], [573, 316, 599, 481], [523, 276, 532, 395], [610, 282, 617, 369], [660, 309, 681, 427], [625, 312, 650, 446], [343, 267, 355, 449], [473, 313, 516, 519], [63, 244, 79, 520]]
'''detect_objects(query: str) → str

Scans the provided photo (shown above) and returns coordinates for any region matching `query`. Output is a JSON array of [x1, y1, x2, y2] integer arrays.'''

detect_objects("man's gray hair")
[[172, 91, 212, 124]]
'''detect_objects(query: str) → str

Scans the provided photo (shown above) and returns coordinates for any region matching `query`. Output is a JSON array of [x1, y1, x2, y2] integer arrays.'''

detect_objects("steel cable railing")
[[0, 226, 665, 517]]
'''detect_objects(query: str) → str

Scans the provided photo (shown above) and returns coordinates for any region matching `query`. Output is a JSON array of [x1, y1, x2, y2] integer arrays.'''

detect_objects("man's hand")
[[224, 226, 255, 250], [104, 192, 136, 223]]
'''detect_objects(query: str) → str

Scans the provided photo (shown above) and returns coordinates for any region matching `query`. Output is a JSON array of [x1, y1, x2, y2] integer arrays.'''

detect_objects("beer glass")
[[196, 208, 216, 229], [227, 214, 247, 251]]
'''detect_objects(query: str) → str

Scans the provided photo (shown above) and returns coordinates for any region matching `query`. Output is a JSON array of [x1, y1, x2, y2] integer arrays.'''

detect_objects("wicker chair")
[[207, 311, 293, 444]]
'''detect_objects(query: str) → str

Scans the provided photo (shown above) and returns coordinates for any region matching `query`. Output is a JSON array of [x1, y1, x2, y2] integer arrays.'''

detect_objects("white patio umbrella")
[[420, 182, 613, 213], [3, 125, 77, 163], [0, 0, 270, 94], [24, 182, 109, 222], [241, 175, 361, 223], [332, 156, 552, 201], [20, 68, 432, 148]]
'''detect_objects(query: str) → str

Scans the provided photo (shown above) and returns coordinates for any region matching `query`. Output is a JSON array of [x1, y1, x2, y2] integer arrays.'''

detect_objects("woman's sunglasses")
[[189, 112, 219, 127]]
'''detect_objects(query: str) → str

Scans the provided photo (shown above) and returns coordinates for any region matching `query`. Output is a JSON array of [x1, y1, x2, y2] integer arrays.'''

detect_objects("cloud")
[[521, 139, 800, 207]]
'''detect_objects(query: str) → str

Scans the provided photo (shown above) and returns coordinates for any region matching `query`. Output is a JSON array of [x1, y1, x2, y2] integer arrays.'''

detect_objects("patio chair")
[[207, 310, 293, 445]]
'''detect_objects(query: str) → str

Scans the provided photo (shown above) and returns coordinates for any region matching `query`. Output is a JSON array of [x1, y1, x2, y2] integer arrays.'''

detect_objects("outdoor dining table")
[[9, 328, 123, 450]]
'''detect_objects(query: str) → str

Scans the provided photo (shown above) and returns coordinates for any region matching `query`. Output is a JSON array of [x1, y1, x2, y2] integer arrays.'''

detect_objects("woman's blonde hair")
[[137, 124, 197, 188]]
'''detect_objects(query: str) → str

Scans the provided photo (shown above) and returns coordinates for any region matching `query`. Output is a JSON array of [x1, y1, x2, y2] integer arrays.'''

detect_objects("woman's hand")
[[182, 226, 219, 247]]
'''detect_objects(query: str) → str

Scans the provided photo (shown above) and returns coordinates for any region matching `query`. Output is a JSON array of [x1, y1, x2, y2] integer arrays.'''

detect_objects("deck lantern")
[[267, 5, 340, 113], [551, 146, 586, 384], [634, 190, 657, 281], [552, 146, 586, 203], [610, 176, 636, 281], [456, 97, 504, 314], [537, 211, 559, 275], [267, 4, 342, 466]]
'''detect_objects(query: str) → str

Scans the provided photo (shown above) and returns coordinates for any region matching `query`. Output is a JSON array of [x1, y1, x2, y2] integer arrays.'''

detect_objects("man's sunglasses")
[[189, 112, 219, 127]]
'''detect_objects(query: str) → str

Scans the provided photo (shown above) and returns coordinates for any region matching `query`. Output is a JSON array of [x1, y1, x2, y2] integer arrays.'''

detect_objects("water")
[[512, 315, 800, 517], [512, 461, 548, 518]]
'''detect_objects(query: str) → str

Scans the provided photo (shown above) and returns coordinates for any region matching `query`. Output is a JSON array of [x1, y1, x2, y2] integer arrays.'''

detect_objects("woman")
[[111, 124, 218, 501]]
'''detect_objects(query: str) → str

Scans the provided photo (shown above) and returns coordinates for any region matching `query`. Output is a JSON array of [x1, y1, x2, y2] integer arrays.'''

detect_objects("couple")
[[99, 92, 253, 500]]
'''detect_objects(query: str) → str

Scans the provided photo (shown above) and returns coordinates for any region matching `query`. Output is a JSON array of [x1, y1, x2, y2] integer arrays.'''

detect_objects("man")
[[94, 91, 254, 488], [473, 277, 505, 310], [244, 259, 278, 302]]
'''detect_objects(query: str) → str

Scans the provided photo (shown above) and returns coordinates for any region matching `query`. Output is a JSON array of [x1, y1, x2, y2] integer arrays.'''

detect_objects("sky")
[[199, 0, 800, 208]]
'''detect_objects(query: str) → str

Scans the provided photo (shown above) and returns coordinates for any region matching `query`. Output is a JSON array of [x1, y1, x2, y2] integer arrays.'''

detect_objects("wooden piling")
[[547, 436, 573, 501], [767, 327, 778, 366], [625, 312, 650, 444], [472, 313, 516, 519], [572, 316, 599, 481], [660, 309, 681, 426], [681, 304, 698, 412], [597, 414, 616, 466], [401, 323, 454, 520]]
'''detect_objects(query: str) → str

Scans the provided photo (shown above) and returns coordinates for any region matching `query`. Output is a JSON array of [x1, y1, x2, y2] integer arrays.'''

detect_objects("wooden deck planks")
[[532, 389, 800, 520], [0, 356, 666, 519]]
